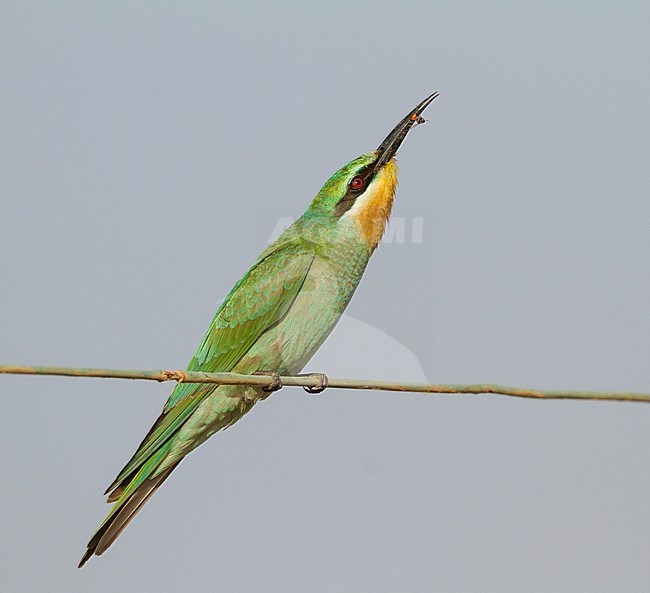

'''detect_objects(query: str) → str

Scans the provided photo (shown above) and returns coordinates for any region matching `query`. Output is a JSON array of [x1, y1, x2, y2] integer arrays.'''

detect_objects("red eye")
[[350, 176, 365, 190]]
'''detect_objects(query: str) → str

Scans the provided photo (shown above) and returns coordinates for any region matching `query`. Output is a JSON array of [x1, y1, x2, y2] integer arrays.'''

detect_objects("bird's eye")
[[350, 176, 365, 190]]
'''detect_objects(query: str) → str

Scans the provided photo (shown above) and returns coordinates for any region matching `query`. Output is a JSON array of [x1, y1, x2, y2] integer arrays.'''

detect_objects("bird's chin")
[[348, 160, 399, 248]]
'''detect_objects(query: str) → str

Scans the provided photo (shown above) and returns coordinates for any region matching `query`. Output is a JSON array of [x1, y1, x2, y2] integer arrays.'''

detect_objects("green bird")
[[79, 92, 438, 567]]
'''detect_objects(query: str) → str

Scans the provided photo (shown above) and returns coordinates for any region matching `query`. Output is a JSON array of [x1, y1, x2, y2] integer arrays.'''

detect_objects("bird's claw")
[[253, 370, 283, 392], [299, 372, 329, 394]]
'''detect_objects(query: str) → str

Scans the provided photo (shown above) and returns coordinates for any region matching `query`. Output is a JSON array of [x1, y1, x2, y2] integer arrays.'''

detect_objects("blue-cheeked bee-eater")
[[79, 92, 439, 567]]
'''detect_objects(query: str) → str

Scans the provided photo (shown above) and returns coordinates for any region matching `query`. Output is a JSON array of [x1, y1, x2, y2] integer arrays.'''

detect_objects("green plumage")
[[79, 93, 436, 566]]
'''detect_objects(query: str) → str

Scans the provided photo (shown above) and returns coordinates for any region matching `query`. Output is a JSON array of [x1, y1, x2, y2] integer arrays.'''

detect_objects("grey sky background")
[[1, 2, 649, 592]]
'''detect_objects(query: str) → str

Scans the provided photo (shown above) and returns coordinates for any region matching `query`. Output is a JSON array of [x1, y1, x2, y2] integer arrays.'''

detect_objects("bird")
[[79, 92, 438, 567]]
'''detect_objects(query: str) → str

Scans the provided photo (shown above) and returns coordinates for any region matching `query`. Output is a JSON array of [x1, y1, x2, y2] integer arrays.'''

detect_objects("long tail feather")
[[79, 448, 179, 568]]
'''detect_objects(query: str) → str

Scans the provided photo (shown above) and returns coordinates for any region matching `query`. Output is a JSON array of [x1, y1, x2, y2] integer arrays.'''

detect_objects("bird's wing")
[[105, 247, 314, 494]]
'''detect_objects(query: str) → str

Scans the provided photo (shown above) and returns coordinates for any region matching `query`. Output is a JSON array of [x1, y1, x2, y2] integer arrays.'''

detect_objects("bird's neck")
[[346, 160, 398, 250]]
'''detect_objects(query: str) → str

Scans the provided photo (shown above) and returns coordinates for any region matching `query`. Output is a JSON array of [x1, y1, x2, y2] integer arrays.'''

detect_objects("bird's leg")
[[253, 370, 283, 392], [298, 372, 329, 394]]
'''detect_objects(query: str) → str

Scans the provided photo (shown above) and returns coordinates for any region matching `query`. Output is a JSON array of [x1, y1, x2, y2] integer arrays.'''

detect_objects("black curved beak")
[[374, 91, 439, 172]]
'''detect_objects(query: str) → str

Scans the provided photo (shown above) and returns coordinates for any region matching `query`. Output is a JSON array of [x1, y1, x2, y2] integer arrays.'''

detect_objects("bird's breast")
[[235, 251, 369, 376]]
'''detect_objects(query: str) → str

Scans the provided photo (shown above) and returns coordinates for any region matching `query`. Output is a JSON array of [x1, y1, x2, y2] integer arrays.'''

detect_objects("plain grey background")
[[1, 2, 648, 592]]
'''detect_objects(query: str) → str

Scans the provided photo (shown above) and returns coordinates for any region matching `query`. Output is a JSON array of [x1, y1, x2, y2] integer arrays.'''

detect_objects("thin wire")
[[0, 365, 648, 403]]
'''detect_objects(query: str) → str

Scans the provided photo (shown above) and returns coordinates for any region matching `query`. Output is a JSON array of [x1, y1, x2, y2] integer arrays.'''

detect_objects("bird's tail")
[[78, 442, 179, 568]]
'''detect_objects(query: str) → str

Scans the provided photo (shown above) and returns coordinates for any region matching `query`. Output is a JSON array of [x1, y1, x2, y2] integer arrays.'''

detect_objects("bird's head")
[[308, 92, 438, 248]]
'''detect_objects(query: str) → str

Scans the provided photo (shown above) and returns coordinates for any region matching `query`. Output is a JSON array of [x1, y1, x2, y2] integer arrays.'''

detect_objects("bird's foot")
[[253, 370, 283, 393], [298, 372, 329, 394]]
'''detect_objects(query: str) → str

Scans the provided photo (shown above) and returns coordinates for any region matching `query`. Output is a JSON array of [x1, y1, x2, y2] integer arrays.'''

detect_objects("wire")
[[0, 365, 647, 403]]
